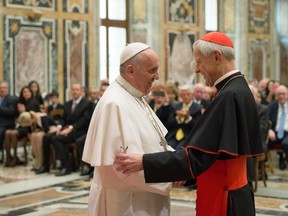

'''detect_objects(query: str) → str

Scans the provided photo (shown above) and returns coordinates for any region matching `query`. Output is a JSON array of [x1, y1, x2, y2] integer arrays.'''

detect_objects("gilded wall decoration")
[[64, 19, 88, 99], [5, 0, 55, 10], [248, 0, 270, 34], [132, 0, 147, 24], [132, 28, 147, 43], [248, 39, 270, 80], [63, 0, 89, 13], [167, 30, 196, 84], [3, 16, 57, 96], [167, 0, 196, 25], [223, 0, 235, 32]]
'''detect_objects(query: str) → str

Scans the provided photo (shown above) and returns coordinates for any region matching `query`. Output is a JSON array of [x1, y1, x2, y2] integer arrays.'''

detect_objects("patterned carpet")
[[0, 152, 288, 216]]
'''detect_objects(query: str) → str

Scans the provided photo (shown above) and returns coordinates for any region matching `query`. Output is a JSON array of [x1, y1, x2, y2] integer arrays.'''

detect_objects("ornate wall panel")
[[223, 0, 235, 33], [248, 39, 270, 80], [132, 28, 147, 43], [3, 16, 57, 96], [248, 0, 270, 34], [132, 0, 147, 24], [64, 19, 88, 98], [4, 0, 56, 10], [165, 0, 199, 84], [63, 0, 89, 13], [166, 0, 197, 25], [166, 30, 196, 84]]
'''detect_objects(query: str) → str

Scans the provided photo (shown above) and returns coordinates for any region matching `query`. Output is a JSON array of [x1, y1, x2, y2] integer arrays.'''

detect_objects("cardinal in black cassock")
[[115, 32, 263, 216]]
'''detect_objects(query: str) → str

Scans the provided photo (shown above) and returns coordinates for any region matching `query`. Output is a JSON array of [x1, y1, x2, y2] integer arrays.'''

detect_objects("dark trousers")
[[272, 132, 288, 161], [42, 132, 76, 170], [75, 133, 86, 163], [0, 127, 5, 150]]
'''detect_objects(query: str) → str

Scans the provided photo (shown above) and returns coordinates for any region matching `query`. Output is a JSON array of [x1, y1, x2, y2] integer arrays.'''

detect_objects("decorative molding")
[[3, 16, 57, 96], [166, 0, 197, 25], [5, 0, 56, 11]]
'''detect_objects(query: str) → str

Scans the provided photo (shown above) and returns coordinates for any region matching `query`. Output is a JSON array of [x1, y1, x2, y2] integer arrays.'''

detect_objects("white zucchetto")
[[120, 42, 150, 65]]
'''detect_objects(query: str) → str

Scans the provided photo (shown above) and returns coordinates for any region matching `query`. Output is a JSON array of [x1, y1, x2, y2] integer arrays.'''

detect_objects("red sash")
[[196, 157, 247, 216]]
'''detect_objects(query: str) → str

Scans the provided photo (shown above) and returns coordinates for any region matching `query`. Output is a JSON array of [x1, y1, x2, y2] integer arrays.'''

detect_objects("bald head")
[[275, 85, 288, 105]]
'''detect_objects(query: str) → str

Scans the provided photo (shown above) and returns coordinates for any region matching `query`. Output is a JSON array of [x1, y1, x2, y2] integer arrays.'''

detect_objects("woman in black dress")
[[4, 86, 40, 167]]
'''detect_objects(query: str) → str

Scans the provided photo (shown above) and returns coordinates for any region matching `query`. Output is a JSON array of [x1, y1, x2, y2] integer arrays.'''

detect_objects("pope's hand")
[[114, 153, 144, 175]]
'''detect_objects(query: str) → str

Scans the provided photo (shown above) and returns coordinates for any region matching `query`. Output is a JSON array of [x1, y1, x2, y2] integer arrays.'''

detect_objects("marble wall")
[[0, 0, 94, 101], [1, 0, 288, 98]]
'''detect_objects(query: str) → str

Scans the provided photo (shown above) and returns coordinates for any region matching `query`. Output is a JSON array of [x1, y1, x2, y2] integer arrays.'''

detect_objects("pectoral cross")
[[160, 137, 168, 151]]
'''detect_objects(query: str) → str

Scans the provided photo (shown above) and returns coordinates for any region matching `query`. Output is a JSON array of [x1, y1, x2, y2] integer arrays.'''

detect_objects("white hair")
[[193, 40, 235, 60]]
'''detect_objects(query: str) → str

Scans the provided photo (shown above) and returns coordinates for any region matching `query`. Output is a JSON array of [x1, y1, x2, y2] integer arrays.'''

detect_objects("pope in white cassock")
[[82, 42, 174, 216]]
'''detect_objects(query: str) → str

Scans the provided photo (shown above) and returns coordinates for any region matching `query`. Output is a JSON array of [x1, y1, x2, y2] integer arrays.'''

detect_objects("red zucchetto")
[[200, 32, 234, 48]]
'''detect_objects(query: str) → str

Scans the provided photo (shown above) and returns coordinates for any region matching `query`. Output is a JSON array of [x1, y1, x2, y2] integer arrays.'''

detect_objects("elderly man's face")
[[276, 86, 288, 105], [194, 48, 218, 86], [133, 49, 160, 95], [180, 89, 193, 105]]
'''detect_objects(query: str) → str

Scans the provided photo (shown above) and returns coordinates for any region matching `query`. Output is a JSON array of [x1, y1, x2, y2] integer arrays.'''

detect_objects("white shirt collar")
[[73, 96, 82, 104]]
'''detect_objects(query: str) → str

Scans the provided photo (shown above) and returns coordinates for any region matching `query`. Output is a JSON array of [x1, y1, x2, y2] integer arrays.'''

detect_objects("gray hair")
[[119, 50, 145, 74], [193, 40, 235, 60]]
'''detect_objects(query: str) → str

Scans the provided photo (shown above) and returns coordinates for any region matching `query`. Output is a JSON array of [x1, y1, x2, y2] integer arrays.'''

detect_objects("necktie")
[[277, 105, 286, 139], [175, 105, 189, 141], [71, 101, 77, 113]]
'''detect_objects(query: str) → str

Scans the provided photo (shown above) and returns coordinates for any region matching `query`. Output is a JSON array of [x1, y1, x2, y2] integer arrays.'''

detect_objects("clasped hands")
[[114, 153, 185, 187]]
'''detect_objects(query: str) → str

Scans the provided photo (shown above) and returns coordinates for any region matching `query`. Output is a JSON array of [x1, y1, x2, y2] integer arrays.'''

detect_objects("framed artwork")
[[166, 0, 197, 25], [166, 30, 196, 84]]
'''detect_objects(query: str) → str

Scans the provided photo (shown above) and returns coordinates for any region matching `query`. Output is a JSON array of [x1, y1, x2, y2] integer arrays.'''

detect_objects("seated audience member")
[[147, 84, 172, 127], [268, 85, 288, 170], [31, 91, 64, 172], [81, 86, 89, 99], [0, 81, 18, 162], [166, 85, 179, 105], [262, 80, 279, 105], [4, 86, 40, 167], [202, 85, 216, 102], [36, 83, 93, 176], [88, 87, 99, 104], [28, 80, 44, 109], [193, 82, 210, 111], [47, 91, 65, 125], [247, 85, 270, 186], [77, 82, 110, 178], [165, 84, 202, 150]]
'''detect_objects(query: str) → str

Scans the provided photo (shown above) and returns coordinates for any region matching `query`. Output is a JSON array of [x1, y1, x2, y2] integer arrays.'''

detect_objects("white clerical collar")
[[116, 75, 143, 98], [214, 70, 240, 87]]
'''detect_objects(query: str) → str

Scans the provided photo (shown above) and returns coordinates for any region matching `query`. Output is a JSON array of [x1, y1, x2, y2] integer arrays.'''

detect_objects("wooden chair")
[[267, 142, 284, 173], [253, 120, 271, 192], [253, 154, 267, 192], [21, 136, 30, 165]]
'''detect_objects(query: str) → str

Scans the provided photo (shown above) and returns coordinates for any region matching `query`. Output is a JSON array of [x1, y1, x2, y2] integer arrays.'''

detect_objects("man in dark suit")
[[165, 85, 202, 149], [36, 83, 93, 176], [0, 81, 18, 162], [269, 85, 288, 170], [193, 82, 210, 111]]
